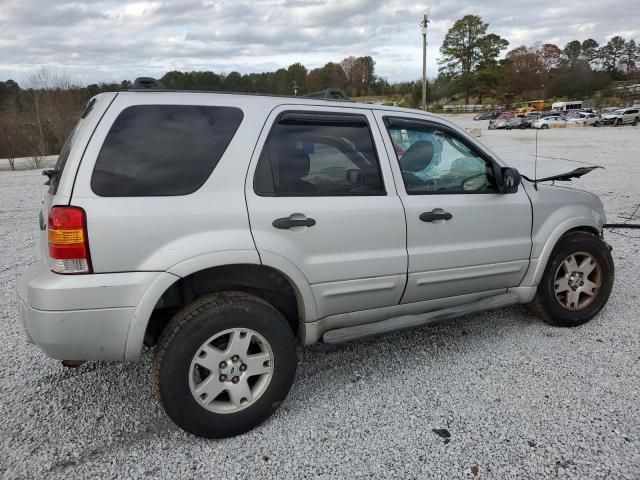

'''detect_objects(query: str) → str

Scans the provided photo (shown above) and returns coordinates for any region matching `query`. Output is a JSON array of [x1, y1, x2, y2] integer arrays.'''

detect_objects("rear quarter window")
[[91, 105, 243, 197]]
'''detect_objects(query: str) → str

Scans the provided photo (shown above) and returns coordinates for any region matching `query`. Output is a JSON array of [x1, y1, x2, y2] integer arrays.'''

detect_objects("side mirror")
[[500, 167, 521, 193]]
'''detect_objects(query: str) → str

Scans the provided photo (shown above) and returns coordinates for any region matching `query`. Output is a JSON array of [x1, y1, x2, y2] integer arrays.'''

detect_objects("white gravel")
[[1, 120, 639, 479]]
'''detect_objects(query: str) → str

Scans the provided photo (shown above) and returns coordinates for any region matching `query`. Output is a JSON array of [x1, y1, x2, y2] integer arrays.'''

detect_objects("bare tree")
[[25, 67, 83, 169]]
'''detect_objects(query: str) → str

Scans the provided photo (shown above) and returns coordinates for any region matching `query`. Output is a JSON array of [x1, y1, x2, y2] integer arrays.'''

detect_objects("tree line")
[[2, 15, 639, 163], [437, 15, 640, 105]]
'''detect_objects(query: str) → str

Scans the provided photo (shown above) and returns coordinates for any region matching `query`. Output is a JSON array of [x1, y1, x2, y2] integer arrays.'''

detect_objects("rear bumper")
[[17, 262, 161, 361]]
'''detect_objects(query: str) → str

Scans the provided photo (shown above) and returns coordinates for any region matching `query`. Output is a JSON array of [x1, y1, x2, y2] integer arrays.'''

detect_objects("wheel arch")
[[124, 253, 317, 361], [522, 219, 601, 288]]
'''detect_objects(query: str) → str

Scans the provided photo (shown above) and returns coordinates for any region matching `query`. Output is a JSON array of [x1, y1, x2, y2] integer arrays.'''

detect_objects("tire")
[[528, 231, 614, 327], [616, 118, 622, 126], [541, 124, 549, 129], [594, 121, 600, 127], [153, 292, 297, 438], [634, 117, 639, 126]]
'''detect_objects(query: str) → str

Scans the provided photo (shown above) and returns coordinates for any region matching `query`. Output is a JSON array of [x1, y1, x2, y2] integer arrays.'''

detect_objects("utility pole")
[[420, 13, 430, 111]]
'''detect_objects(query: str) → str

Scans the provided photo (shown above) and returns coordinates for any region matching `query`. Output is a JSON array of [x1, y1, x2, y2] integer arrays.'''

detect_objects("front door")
[[374, 112, 532, 304], [246, 106, 407, 319]]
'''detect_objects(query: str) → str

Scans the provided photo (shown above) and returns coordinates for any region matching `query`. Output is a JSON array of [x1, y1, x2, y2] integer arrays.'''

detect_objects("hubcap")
[[553, 252, 602, 310], [188, 328, 274, 414]]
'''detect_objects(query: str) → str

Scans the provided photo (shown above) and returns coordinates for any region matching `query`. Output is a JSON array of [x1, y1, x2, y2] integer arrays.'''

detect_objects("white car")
[[566, 112, 602, 127], [532, 116, 567, 129], [602, 108, 640, 126], [18, 79, 614, 438]]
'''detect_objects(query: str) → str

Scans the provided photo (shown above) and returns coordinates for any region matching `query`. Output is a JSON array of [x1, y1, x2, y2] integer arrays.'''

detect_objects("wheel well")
[[562, 226, 600, 239], [144, 265, 301, 347]]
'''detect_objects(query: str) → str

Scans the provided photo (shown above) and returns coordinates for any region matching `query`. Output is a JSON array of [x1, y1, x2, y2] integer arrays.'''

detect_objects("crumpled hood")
[[522, 166, 602, 183]]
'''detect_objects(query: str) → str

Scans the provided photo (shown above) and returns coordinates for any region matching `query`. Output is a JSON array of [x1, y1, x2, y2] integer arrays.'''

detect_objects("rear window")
[[91, 105, 243, 197]]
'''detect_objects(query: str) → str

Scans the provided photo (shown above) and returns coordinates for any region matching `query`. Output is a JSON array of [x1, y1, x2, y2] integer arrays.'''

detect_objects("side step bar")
[[322, 292, 520, 344]]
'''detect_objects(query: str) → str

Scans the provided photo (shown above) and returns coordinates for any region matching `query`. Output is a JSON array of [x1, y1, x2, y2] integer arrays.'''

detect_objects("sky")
[[0, 0, 639, 86]]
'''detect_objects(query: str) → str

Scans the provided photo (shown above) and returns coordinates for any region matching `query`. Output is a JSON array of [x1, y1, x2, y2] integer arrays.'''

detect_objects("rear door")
[[246, 106, 407, 319], [374, 111, 532, 304]]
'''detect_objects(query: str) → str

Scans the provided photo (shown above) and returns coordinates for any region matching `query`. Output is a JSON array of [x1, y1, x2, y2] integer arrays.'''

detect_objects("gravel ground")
[[1, 120, 639, 480]]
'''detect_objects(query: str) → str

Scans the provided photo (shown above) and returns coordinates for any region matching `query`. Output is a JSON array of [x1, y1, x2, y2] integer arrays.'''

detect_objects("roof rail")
[[304, 88, 351, 102], [133, 77, 165, 89]]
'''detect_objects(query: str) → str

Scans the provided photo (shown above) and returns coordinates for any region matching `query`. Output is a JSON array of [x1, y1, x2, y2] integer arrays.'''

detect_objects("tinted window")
[[386, 120, 497, 194], [254, 113, 384, 196], [91, 105, 243, 196]]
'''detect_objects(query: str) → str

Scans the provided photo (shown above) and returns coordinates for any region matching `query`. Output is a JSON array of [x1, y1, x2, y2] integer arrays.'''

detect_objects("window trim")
[[383, 116, 503, 196], [253, 110, 387, 197]]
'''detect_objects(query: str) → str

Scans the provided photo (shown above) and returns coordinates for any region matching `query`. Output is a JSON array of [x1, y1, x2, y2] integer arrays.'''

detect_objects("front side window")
[[385, 120, 497, 194], [254, 113, 385, 196], [91, 105, 243, 197]]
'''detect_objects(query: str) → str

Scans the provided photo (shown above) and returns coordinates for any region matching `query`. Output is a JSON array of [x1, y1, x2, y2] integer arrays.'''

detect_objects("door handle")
[[419, 210, 453, 222], [272, 216, 316, 229]]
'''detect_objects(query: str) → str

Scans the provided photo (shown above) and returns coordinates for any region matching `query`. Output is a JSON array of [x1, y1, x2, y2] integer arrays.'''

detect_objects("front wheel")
[[528, 231, 614, 327], [541, 124, 549, 129], [594, 121, 600, 127], [153, 292, 297, 438]]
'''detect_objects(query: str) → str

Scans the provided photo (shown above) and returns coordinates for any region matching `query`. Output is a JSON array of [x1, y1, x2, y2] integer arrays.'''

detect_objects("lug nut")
[[231, 355, 239, 362], [219, 374, 227, 382], [232, 376, 240, 384], [219, 361, 227, 369], [240, 364, 247, 372]]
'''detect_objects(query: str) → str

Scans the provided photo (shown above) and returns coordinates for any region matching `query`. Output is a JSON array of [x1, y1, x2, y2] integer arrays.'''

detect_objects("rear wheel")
[[617, 118, 622, 126], [541, 124, 549, 129], [594, 121, 600, 127], [528, 231, 614, 327], [634, 117, 639, 126], [153, 292, 297, 438]]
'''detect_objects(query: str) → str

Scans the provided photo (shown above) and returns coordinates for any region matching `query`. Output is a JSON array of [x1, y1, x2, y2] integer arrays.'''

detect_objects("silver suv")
[[18, 87, 614, 438], [602, 108, 640, 126]]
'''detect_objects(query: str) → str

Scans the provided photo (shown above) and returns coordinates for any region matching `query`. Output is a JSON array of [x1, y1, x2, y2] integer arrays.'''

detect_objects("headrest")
[[276, 144, 311, 179], [399, 140, 434, 172]]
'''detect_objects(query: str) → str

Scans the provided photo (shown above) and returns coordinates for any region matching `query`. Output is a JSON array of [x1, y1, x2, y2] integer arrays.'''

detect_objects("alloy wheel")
[[553, 252, 602, 310], [188, 328, 274, 414]]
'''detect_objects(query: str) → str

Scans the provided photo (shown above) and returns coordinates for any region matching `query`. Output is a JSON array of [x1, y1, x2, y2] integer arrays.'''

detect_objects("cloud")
[[0, 0, 638, 85]]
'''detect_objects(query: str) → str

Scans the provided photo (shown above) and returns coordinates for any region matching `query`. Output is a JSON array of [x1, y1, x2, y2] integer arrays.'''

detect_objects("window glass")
[[386, 121, 497, 194], [91, 105, 243, 196], [255, 114, 384, 196]]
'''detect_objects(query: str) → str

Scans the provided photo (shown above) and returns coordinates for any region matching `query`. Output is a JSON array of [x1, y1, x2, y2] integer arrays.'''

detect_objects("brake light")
[[48, 206, 92, 274]]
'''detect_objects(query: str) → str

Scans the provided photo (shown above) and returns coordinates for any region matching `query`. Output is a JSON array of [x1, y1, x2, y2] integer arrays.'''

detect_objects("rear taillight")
[[48, 206, 92, 274]]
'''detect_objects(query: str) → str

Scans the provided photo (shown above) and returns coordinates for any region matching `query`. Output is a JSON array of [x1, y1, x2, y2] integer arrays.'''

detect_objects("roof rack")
[[133, 77, 165, 89], [126, 78, 354, 103], [304, 88, 351, 102]]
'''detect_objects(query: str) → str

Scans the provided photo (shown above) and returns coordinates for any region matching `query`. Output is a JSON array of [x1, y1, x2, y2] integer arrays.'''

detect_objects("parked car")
[[566, 112, 602, 127], [523, 112, 542, 128], [532, 116, 568, 129], [489, 117, 508, 129], [601, 108, 640, 126], [18, 83, 614, 439], [488, 111, 514, 129], [505, 117, 527, 129], [473, 111, 500, 121]]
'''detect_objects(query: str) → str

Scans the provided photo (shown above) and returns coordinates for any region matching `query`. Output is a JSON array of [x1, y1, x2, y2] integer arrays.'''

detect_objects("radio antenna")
[[534, 127, 539, 191]]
